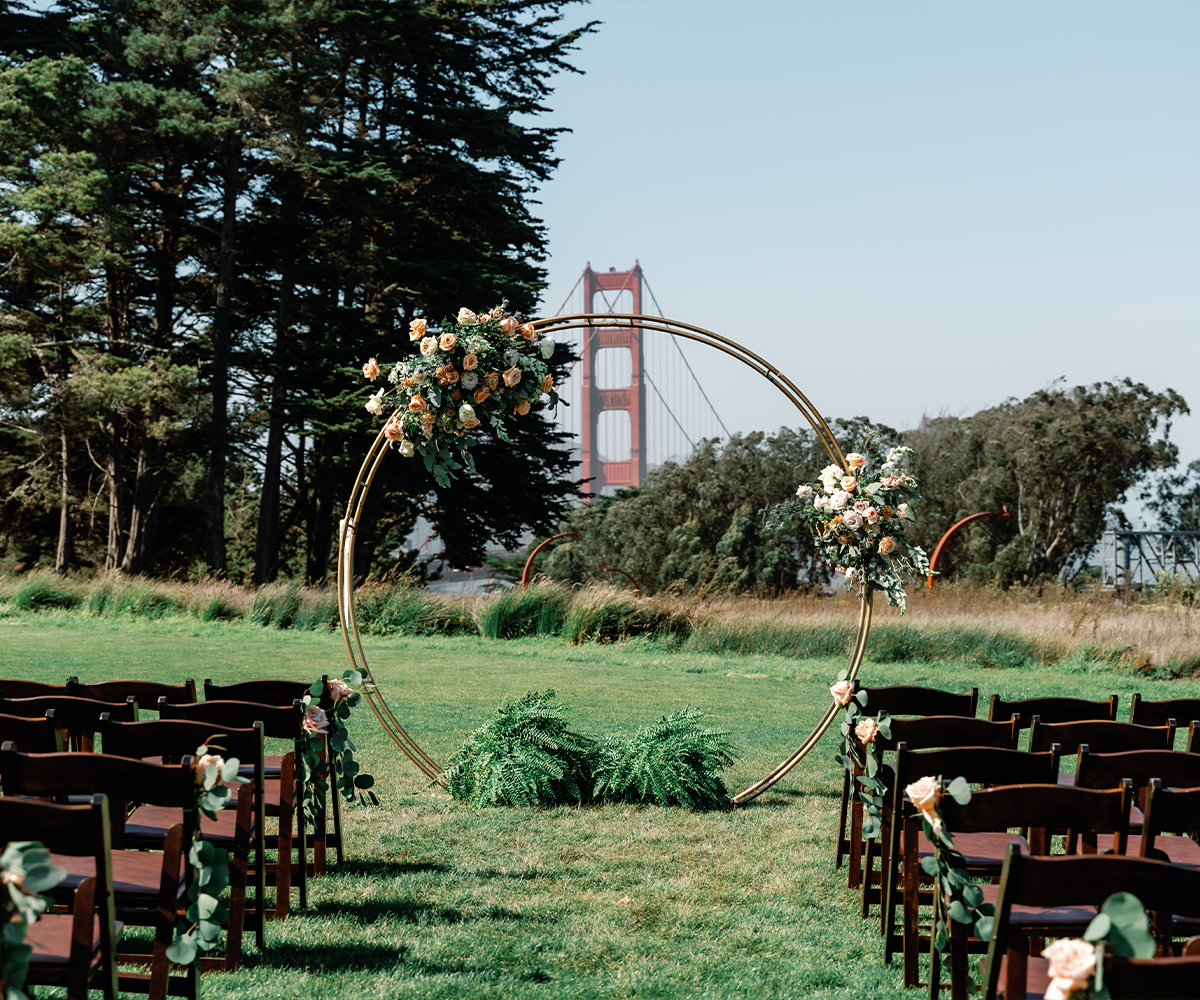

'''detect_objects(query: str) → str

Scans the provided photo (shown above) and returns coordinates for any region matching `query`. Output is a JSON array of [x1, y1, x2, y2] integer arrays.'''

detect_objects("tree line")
[[0, 0, 595, 582], [543, 380, 1190, 594]]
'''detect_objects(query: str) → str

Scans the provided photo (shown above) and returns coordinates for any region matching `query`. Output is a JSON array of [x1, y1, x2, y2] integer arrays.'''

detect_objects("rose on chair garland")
[[360, 305, 562, 488], [771, 443, 932, 612], [1, 841, 66, 1000], [831, 674, 891, 839], [298, 671, 378, 826]]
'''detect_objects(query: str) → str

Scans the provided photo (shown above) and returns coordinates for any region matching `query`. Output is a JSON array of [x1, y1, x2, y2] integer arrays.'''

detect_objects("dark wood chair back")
[[1129, 693, 1200, 730], [157, 697, 304, 741], [987, 693, 1117, 728], [877, 715, 1019, 753], [1075, 747, 1200, 795], [204, 677, 327, 707], [0, 677, 72, 699], [1029, 717, 1176, 755], [0, 695, 137, 751], [856, 684, 978, 718], [0, 708, 64, 754], [68, 677, 197, 709], [0, 794, 119, 999], [984, 850, 1200, 999], [1102, 950, 1200, 999], [1140, 778, 1200, 863]]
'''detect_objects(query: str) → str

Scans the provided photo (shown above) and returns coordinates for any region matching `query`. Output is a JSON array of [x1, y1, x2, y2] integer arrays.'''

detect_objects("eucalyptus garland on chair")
[[165, 743, 247, 967], [297, 671, 379, 826], [1, 841, 67, 1000], [831, 674, 892, 839]]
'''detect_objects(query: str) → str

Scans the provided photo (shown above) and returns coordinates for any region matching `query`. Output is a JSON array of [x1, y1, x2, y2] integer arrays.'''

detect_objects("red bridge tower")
[[579, 262, 647, 494]]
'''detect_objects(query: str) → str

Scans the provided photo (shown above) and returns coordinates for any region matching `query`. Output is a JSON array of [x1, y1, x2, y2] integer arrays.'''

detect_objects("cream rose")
[[500, 316, 519, 336], [458, 403, 477, 424], [829, 490, 851, 511], [409, 318, 426, 341], [456, 308, 477, 325], [842, 511, 864, 531], [194, 753, 225, 785], [365, 390, 385, 416], [399, 440, 415, 458], [830, 679, 855, 706], [855, 718, 879, 744], [897, 503, 910, 519], [419, 335, 438, 358], [1042, 939, 1096, 999], [796, 484, 813, 499], [302, 705, 329, 735], [328, 678, 354, 701], [461, 371, 479, 390], [864, 506, 879, 524], [845, 452, 866, 470], [362, 357, 380, 381], [539, 337, 555, 359]]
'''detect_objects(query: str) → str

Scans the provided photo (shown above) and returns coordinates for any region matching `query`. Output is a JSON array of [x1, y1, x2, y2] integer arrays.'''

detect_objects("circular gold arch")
[[336, 313, 874, 805]]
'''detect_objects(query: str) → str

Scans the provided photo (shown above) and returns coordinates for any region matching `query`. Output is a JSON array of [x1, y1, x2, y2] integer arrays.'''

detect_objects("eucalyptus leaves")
[[165, 744, 247, 967], [831, 674, 891, 839], [1, 841, 66, 1000], [297, 671, 378, 826], [1042, 893, 1154, 1000]]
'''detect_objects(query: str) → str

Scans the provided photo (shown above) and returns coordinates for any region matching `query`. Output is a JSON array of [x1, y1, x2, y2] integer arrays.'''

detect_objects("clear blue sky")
[[534, 1, 1199, 521]]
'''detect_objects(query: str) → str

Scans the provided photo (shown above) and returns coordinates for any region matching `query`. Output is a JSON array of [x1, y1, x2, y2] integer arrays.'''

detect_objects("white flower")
[[819, 464, 844, 492], [813, 496, 830, 513], [419, 336, 438, 358], [842, 511, 864, 531], [830, 490, 851, 511], [461, 371, 479, 390], [796, 484, 813, 499], [457, 307, 478, 325], [503, 348, 520, 366], [853, 500, 870, 513], [458, 403, 477, 424], [864, 506, 879, 524], [897, 502, 911, 519], [364, 390, 385, 415], [539, 337, 555, 359], [399, 440, 415, 458]]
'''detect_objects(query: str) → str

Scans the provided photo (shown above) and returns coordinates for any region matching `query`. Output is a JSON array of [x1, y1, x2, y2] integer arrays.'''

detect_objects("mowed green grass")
[[3, 613, 1199, 999]]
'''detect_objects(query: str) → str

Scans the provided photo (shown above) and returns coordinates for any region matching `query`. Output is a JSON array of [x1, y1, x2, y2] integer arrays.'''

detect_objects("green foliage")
[[10, 571, 82, 611], [591, 707, 738, 811], [1, 840, 66, 1000], [477, 584, 571, 639], [446, 691, 598, 808]]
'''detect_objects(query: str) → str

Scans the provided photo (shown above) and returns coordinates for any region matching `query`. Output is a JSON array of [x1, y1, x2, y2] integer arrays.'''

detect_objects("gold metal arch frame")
[[336, 312, 874, 805]]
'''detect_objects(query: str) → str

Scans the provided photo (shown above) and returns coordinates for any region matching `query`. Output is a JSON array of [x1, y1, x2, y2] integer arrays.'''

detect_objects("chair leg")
[[275, 789, 293, 920], [848, 783, 864, 889], [836, 769, 851, 872], [860, 834, 878, 919], [902, 832, 921, 988], [330, 778, 344, 865]]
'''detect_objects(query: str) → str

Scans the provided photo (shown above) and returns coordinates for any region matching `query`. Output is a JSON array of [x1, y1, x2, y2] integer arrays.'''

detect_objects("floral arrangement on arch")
[[297, 671, 378, 825], [361, 305, 562, 488], [771, 443, 932, 612], [830, 675, 891, 839], [1, 841, 66, 1000]]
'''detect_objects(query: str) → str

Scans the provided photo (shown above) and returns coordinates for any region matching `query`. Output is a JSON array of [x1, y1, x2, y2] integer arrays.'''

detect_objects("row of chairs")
[[0, 675, 344, 999], [831, 684, 1200, 997]]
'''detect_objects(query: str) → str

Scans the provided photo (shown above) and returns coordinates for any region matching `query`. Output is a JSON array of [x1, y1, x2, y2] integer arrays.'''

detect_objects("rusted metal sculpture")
[[520, 533, 580, 590], [337, 312, 873, 803], [601, 567, 642, 596], [926, 510, 1010, 588]]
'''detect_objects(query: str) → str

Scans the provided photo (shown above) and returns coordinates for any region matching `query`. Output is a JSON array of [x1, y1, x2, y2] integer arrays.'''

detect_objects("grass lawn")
[[2, 613, 1198, 998]]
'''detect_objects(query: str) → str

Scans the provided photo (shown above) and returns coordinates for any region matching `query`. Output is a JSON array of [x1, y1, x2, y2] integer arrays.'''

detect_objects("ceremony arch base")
[[337, 313, 874, 805]]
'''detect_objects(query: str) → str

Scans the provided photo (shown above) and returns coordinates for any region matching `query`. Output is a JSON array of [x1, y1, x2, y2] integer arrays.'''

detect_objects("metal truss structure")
[[1100, 529, 1200, 590]]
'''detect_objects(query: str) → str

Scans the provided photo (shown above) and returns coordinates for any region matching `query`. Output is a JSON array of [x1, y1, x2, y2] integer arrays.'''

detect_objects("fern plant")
[[445, 691, 597, 807], [591, 707, 738, 810]]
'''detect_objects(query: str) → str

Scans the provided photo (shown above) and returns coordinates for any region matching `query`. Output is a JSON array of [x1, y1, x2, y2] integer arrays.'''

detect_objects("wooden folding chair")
[[860, 714, 1019, 921], [69, 676, 198, 712], [987, 694, 1118, 736], [983, 851, 1200, 1000], [934, 782, 1132, 999], [0, 794, 121, 1000], [1140, 779, 1200, 868], [158, 697, 308, 916], [835, 684, 978, 884], [0, 745, 199, 999], [1129, 693, 1200, 741], [883, 745, 1060, 986], [1102, 946, 1200, 998], [98, 715, 267, 969], [1, 694, 137, 751], [203, 676, 342, 866], [1075, 746, 1200, 858], [0, 677, 73, 699], [0, 708, 64, 755]]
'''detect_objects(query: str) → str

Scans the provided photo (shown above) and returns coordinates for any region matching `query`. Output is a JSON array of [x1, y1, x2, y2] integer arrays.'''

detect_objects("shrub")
[[11, 572, 83, 612]]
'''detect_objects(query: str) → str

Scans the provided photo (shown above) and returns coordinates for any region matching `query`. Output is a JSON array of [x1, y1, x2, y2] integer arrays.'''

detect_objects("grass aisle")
[[2, 617, 1197, 998]]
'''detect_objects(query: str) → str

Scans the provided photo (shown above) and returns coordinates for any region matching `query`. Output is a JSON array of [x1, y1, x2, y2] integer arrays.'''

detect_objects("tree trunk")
[[104, 420, 125, 572], [54, 428, 72, 575], [206, 135, 241, 577], [306, 437, 334, 584]]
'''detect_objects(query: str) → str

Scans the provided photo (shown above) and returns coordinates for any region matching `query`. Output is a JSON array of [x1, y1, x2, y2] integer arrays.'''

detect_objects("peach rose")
[[485, 372, 500, 390], [521, 322, 536, 342], [408, 397, 426, 413], [879, 536, 896, 555], [540, 375, 553, 393], [500, 316, 519, 336], [421, 413, 435, 436], [830, 680, 855, 706], [436, 365, 459, 385], [439, 332, 457, 352], [383, 418, 404, 442], [1042, 939, 1096, 999], [906, 775, 942, 832], [194, 753, 225, 785], [474, 387, 491, 404], [328, 678, 354, 701], [841, 475, 858, 492], [362, 357, 380, 381], [301, 705, 328, 735], [419, 335, 438, 358], [503, 366, 522, 388], [845, 452, 866, 470], [881, 475, 904, 489], [864, 506, 879, 524], [409, 318, 426, 341], [514, 400, 531, 416], [463, 353, 479, 370], [855, 718, 879, 744]]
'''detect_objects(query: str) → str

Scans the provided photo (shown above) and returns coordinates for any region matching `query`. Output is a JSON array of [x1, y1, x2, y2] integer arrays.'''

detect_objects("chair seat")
[[125, 804, 251, 845], [994, 954, 1053, 1000], [24, 913, 125, 967], [916, 830, 1028, 866], [1129, 834, 1200, 868], [51, 850, 184, 899], [979, 884, 1098, 927]]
